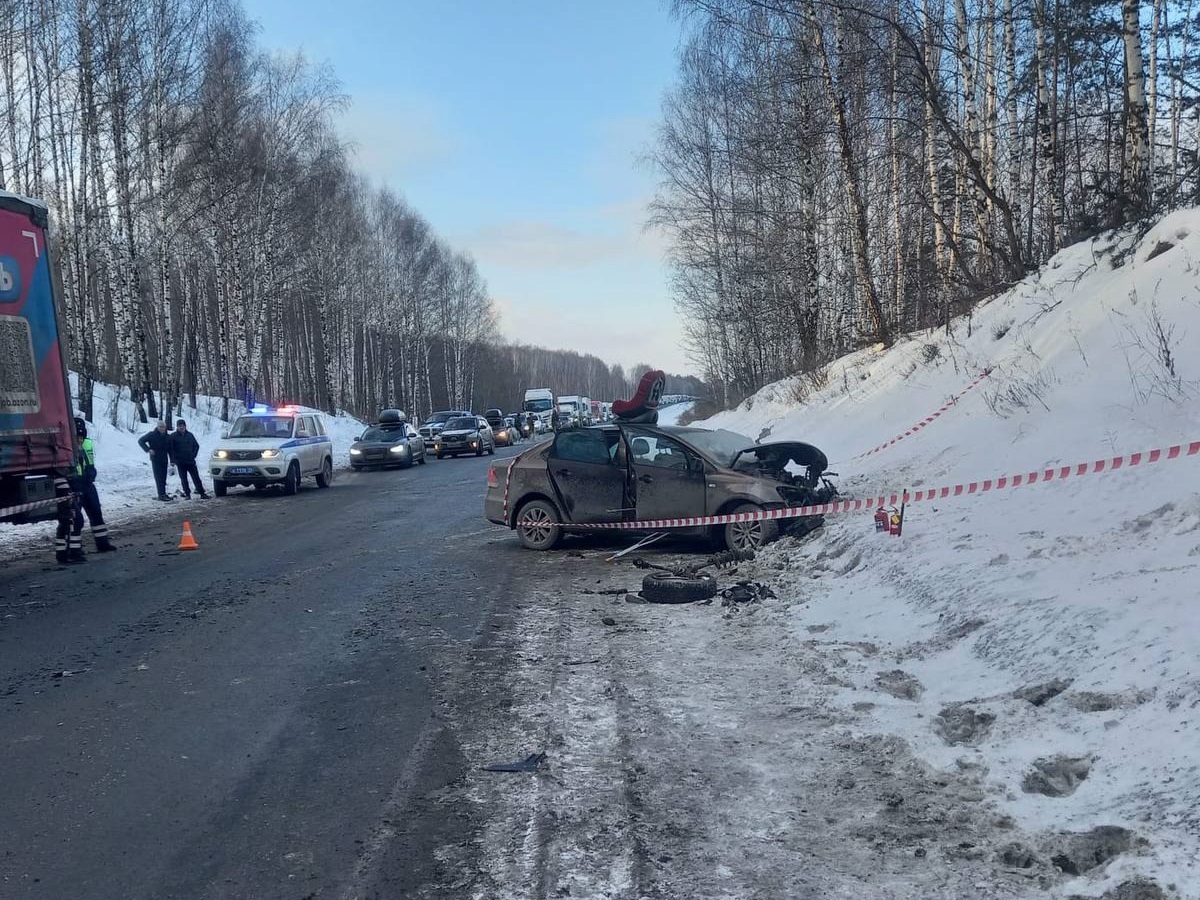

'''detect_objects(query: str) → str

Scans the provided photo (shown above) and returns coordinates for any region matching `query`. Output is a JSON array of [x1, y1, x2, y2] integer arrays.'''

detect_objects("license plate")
[[228, 466, 257, 475]]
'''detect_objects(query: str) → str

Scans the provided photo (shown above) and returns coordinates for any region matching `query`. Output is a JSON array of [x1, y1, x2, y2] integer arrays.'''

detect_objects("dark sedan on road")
[[419, 410, 473, 443], [485, 409, 519, 447], [434, 416, 496, 458], [485, 424, 832, 552], [349, 420, 427, 470]]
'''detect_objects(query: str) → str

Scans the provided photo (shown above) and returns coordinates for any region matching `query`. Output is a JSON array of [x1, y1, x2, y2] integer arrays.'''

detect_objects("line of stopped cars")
[[484, 370, 838, 554], [350, 407, 528, 469]]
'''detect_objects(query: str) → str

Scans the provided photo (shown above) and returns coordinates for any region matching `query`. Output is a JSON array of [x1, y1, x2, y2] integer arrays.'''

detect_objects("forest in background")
[[653, 0, 1195, 404], [0, 0, 702, 425]]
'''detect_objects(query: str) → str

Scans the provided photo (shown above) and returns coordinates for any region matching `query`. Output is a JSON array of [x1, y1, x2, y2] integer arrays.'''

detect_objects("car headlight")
[[389, 444, 408, 454], [213, 449, 228, 459], [261, 449, 280, 458], [350, 448, 362, 455]]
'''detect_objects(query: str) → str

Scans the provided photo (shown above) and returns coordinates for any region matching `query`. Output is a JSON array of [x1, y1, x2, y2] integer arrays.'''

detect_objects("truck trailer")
[[0, 191, 76, 525]]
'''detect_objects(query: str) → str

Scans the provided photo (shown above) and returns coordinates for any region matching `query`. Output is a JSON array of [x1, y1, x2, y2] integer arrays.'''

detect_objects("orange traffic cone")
[[178, 520, 199, 551]]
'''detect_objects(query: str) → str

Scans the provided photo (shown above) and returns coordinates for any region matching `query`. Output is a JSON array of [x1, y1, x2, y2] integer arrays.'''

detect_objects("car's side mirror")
[[221, 431, 229, 440], [687, 456, 705, 474]]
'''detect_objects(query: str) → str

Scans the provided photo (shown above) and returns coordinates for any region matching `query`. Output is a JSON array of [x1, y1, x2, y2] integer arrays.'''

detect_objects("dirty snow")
[[439, 212, 1200, 898], [0, 377, 365, 554]]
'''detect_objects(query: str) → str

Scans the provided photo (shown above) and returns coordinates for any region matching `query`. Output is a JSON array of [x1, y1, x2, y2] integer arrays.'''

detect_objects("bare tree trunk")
[[804, 0, 890, 346], [1122, 0, 1151, 217]]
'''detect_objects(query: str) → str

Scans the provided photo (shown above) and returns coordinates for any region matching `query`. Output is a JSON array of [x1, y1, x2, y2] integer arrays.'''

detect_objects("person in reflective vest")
[[53, 471, 85, 565], [73, 415, 116, 553]]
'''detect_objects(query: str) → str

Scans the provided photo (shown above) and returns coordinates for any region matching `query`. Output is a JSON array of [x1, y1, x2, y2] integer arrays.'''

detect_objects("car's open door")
[[623, 427, 707, 521], [547, 429, 627, 524]]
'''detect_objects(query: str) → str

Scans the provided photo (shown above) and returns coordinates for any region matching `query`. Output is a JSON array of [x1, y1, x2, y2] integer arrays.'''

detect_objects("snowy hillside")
[[694, 211, 1200, 892], [656, 399, 696, 426], [0, 380, 366, 551]]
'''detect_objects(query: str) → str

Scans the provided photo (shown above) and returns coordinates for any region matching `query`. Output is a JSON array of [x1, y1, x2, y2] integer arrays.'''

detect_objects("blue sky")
[[242, 0, 692, 375]]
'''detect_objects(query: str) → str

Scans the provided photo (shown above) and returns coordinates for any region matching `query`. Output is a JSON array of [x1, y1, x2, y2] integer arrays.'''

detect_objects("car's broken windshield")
[[675, 428, 755, 467]]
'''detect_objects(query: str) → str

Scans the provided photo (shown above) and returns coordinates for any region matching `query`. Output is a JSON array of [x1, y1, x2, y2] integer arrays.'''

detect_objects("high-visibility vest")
[[76, 437, 96, 475]]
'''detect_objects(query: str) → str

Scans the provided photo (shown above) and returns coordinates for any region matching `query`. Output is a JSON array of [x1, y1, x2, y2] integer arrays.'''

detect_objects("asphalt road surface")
[[0, 445, 536, 900]]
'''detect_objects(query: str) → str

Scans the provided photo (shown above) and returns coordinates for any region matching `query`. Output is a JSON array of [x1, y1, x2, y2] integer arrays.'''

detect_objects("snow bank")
[[657, 399, 696, 426], [0, 379, 366, 552], [696, 210, 1200, 893]]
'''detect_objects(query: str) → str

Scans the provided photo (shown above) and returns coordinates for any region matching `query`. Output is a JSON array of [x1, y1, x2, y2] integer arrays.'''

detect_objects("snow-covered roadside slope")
[[0, 378, 366, 552], [657, 400, 696, 426], [701, 211, 1200, 893]]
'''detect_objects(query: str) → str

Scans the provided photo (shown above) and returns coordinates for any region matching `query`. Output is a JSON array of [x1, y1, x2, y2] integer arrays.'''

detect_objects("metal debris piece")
[[719, 581, 777, 607], [482, 752, 547, 773]]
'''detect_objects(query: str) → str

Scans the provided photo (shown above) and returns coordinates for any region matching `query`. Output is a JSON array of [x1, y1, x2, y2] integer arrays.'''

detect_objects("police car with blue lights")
[[209, 405, 334, 497]]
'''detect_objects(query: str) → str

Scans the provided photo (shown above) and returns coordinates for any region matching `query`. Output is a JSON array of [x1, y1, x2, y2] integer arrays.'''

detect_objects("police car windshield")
[[229, 415, 294, 439], [445, 417, 476, 431]]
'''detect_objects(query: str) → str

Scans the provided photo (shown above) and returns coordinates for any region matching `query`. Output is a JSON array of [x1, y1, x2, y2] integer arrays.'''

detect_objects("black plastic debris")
[[720, 581, 777, 607], [482, 752, 547, 773]]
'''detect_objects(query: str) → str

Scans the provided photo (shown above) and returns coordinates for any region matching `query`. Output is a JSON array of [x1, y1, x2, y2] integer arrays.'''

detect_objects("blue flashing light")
[[251, 404, 271, 413]]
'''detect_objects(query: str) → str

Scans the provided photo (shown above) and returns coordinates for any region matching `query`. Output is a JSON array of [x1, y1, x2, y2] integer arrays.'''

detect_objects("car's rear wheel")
[[213, 479, 227, 497], [316, 457, 333, 488], [436, 453, 444, 460], [283, 462, 300, 496], [722, 503, 779, 552], [487, 443, 495, 455], [516, 499, 563, 551], [417, 452, 427, 465]]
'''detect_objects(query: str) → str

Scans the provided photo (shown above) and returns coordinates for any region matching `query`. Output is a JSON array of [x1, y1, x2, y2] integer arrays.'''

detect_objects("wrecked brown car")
[[484, 424, 833, 552]]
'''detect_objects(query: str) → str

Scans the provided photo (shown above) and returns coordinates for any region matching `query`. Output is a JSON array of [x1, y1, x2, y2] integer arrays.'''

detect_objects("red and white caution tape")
[[850, 368, 992, 461], [563, 439, 1200, 531], [0, 494, 72, 520], [502, 458, 517, 522]]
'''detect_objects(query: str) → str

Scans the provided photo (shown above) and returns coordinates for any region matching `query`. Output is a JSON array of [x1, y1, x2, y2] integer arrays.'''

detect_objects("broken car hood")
[[730, 441, 828, 474]]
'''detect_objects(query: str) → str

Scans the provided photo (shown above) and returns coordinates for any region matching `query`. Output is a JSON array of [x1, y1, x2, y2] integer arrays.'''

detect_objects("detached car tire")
[[722, 503, 779, 552], [641, 571, 718, 604], [516, 499, 563, 551]]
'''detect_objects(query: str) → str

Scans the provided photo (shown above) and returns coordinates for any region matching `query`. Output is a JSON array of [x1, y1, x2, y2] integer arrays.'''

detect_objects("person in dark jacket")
[[73, 415, 116, 552], [138, 420, 174, 501], [168, 419, 208, 499]]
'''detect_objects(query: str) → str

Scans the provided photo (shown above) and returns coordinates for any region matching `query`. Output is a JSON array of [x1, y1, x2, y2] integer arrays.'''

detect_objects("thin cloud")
[[456, 197, 664, 271], [337, 93, 459, 183]]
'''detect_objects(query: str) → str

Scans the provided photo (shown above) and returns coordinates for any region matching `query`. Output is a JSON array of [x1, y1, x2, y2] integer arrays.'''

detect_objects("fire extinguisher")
[[889, 494, 907, 537], [874, 508, 890, 533]]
